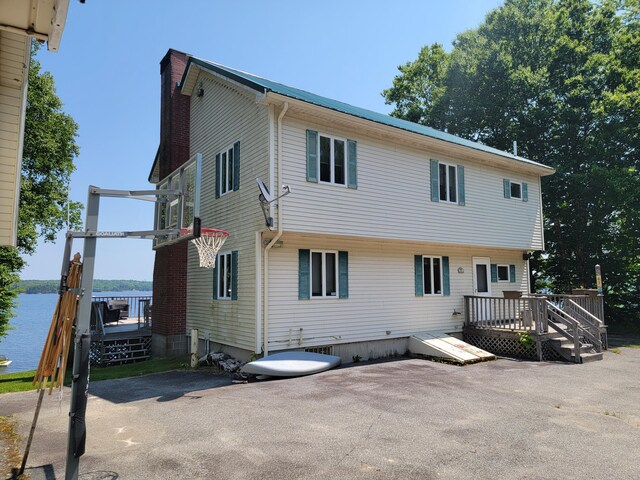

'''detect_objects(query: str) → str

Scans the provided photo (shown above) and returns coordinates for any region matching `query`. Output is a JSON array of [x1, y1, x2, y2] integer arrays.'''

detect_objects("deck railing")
[[464, 296, 548, 334], [91, 294, 152, 321], [465, 293, 605, 336]]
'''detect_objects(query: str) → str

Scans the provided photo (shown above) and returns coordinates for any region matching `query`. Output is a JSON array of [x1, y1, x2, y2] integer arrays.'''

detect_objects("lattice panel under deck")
[[464, 333, 537, 360]]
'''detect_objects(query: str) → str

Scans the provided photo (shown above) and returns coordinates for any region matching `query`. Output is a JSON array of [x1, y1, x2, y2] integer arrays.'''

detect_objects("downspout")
[[263, 101, 288, 356]]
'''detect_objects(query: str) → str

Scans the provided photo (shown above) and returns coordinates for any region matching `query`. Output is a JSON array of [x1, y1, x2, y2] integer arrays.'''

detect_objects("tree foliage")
[[383, 0, 640, 320], [15, 279, 152, 295], [0, 42, 81, 340]]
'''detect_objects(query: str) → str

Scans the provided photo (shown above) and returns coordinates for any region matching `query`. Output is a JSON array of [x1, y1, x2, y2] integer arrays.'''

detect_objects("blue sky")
[[21, 0, 503, 280]]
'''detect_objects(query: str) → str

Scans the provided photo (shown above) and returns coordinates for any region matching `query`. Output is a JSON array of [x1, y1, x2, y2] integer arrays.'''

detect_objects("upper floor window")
[[216, 141, 240, 198], [306, 130, 357, 189], [438, 162, 457, 203], [220, 146, 234, 195], [319, 135, 346, 185], [503, 178, 528, 202], [430, 159, 465, 205]]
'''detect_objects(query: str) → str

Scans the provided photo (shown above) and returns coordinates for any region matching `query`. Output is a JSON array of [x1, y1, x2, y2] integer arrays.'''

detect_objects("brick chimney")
[[151, 49, 191, 357]]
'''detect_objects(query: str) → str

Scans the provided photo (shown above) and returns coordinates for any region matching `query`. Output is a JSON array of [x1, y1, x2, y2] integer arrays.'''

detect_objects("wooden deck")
[[463, 294, 607, 363], [90, 296, 153, 367]]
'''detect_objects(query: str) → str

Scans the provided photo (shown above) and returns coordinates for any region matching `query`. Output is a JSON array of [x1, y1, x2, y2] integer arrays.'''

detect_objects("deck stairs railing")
[[545, 301, 602, 363], [464, 294, 606, 363]]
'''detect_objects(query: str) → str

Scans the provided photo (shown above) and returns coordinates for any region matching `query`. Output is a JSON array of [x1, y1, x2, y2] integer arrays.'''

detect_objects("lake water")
[[0, 291, 152, 374]]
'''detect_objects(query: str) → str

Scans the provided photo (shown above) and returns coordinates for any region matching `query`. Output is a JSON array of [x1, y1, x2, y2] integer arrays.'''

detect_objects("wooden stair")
[[547, 323, 603, 364]]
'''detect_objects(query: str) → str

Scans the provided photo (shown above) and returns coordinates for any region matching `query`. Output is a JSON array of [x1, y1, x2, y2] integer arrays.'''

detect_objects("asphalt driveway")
[[2, 348, 639, 480]]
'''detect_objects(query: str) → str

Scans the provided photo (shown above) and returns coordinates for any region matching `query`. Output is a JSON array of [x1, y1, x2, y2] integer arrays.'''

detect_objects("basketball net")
[[186, 228, 229, 269]]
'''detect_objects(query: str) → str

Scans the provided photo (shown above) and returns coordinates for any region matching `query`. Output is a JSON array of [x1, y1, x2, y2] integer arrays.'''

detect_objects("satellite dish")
[[256, 178, 273, 203]]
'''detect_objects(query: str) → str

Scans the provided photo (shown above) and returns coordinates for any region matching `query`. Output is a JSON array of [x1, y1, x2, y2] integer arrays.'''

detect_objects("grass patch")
[[0, 370, 38, 394], [90, 356, 189, 381], [0, 356, 190, 395], [610, 347, 621, 354]]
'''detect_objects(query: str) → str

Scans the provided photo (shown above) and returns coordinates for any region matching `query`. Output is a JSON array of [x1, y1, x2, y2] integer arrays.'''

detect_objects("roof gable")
[[180, 56, 554, 175]]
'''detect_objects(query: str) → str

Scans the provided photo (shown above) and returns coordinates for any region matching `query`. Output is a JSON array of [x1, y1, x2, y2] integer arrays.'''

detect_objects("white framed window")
[[219, 145, 234, 195], [217, 251, 233, 299], [422, 256, 443, 295], [311, 250, 338, 298], [497, 264, 510, 282], [510, 181, 522, 199], [438, 161, 457, 203], [503, 178, 528, 201], [318, 134, 346, 185]]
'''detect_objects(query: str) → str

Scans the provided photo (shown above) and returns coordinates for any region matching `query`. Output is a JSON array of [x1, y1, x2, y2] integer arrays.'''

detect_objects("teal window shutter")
[[215, 153, 221, 199], [490, 264, 498, 283], [522, 182, 528, 202], [233, 141, 240, 191], [430, 160, 439, 202], [503, 179, 510, 198], [414, 255, 424, 296], [509, 264, 516, 283], [457, 165, 465, 206], [298, 249, 310, 300], [306, 130, 318, 183], [442, 256, 450, 296], [338, 251, 349, 298], [212, 258, 218, 299], [347, 140, 357, 189], [231, 251, 238, 300]]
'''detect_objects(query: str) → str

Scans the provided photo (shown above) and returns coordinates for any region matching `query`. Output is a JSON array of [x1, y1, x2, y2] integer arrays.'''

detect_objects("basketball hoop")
[[181, 228, 229, 269]]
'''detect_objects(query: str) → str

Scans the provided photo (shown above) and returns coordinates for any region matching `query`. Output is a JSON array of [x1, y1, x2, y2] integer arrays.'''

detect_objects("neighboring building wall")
[[152, 49, 191, 357], [0, 32, 29, 247], [186, 72, 270, 354], [280, 115, 544, 250], [266, 233, 527, 353]]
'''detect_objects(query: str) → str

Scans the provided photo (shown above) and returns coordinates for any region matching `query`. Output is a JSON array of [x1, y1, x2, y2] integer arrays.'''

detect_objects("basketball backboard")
[[153, 153, 201, 249]]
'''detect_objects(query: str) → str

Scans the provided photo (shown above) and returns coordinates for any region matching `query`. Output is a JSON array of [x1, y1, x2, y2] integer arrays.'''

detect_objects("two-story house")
[[150, 50, 562, 363]]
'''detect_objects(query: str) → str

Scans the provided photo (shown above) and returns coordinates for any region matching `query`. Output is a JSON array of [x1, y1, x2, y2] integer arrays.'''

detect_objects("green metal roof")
[[182, 56, 553, 172]]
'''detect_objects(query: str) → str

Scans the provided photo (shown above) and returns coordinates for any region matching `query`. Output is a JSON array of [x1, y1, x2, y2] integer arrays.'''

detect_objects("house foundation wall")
[[152, 333, 188, 358]]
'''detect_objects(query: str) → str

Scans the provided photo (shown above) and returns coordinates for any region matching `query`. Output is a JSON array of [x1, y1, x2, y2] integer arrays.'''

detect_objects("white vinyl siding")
[[281, 116, 544, 250], [186, 73, 270, 351], [267, 234, 528, 351], [0, 32, 29, 247]]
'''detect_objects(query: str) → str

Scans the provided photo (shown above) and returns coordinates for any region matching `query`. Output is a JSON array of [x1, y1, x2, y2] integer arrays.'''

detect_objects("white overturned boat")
[[0, 355, 12, 367], [242, 351, 341, 377]]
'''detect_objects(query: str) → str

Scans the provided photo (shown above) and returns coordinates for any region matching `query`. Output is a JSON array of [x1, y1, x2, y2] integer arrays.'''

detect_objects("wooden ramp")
[[409, 332, 496, 365]]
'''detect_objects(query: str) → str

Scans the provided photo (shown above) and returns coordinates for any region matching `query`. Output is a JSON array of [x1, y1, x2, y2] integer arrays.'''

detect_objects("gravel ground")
[[1, 347, 639, 480]]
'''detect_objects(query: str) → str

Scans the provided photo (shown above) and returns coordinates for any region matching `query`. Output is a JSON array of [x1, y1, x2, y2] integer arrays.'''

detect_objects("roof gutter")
[[262, 101, 288, 356]]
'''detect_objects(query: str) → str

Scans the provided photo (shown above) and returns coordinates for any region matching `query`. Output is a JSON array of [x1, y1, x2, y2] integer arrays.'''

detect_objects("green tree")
[[383, 0, 640, 320], [0, 42, 82, 339]]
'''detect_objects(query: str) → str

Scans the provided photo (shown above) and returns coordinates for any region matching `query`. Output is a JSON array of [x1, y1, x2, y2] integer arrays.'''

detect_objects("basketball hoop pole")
[[63, 184, 188, 480], [65, 186, 99, 480]]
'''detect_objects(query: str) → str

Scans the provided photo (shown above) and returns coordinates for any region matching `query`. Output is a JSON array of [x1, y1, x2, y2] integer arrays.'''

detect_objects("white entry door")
[[472, 257, 492, 321]]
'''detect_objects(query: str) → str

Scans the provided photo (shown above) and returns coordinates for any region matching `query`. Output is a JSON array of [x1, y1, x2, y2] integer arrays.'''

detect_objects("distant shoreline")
[[14, 280, 152, 294]]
